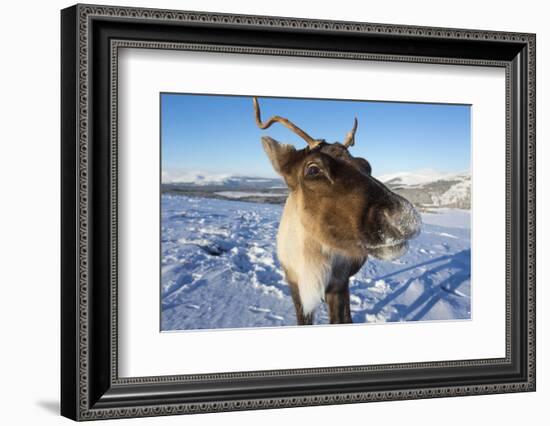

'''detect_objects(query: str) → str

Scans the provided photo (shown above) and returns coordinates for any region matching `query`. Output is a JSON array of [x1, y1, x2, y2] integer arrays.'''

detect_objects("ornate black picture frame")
[[61, 3, 536, 421]]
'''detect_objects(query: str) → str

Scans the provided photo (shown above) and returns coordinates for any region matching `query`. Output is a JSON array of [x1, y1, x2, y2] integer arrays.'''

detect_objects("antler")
[[342, 117, 358, 148], [253, 97, 322, 149]]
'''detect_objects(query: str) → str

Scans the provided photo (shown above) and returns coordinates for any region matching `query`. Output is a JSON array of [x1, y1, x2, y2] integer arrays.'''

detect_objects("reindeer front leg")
[[325, 280, 353, 324], [288, 281, 314, 325]]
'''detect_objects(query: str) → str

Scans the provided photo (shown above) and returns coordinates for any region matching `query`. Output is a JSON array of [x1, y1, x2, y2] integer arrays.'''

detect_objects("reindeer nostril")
[[383, 202, 421, 240]]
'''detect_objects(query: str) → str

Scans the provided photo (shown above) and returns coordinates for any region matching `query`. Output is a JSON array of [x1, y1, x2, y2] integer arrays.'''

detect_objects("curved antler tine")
[[343, 117, 358, 148], [253, 97, 322, 149]]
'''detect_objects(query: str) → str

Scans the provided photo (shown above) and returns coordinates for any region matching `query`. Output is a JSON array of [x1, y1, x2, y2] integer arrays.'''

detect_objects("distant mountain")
[[162, 174, 287, 204], [162, 170, 470, 209], [378, 169, 461, 186], [378, 170, 471, 210], [162, 172, 284, 189]]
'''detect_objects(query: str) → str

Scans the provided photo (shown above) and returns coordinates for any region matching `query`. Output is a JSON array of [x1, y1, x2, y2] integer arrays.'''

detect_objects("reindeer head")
[[253, 97, 421, 260]]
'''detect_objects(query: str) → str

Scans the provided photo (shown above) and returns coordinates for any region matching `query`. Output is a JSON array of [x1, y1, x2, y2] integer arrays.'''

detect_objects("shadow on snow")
[[353, 249, 471, 322]]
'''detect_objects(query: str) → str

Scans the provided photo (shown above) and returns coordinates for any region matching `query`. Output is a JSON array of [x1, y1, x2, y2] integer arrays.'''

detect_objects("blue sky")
[[161, 93, 470, 178]]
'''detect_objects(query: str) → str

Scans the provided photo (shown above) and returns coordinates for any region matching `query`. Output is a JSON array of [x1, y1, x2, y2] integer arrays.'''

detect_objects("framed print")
[[60, 4, 536, 421]]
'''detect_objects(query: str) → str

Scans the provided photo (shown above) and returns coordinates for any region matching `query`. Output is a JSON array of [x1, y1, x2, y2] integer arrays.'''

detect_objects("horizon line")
[[161, 167, 472, 183]]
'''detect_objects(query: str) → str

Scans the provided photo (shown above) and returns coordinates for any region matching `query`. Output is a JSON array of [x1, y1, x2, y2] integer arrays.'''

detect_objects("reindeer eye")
[[305, 163, 321, 177]]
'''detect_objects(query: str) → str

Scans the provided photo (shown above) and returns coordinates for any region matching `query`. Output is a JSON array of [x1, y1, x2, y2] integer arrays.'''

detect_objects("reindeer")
[[253, 97, 421, 325]]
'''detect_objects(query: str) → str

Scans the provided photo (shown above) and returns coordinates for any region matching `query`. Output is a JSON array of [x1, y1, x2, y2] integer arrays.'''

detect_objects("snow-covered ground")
[[161, 194, 471, 331], [422, 208, 471, 229]]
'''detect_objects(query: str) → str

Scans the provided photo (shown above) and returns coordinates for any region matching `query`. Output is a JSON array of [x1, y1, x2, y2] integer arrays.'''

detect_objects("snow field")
[[161, 195, 471, 331]]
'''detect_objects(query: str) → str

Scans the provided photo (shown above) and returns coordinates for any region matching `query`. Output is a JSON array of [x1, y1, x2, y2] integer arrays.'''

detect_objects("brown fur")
[[257, 104, 420, 325]]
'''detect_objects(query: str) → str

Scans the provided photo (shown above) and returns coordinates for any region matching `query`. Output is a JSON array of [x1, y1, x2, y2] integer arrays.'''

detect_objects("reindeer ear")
[[261, 136, 299, 188]]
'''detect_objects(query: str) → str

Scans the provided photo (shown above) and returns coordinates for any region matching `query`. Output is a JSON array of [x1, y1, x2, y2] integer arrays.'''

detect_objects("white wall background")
[[0, 0, 546, 424]]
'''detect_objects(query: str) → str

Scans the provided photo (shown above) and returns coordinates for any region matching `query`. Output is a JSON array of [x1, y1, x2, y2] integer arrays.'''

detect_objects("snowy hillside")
[[161, 194, 471, 331], [377, 169, 460, 186], [378, 169, 471, 210], [162, 170, 282, 188]]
